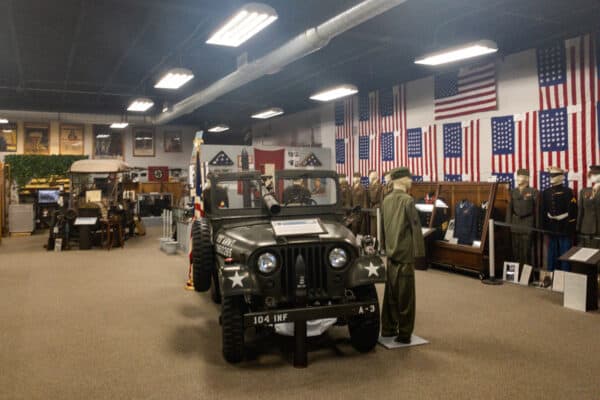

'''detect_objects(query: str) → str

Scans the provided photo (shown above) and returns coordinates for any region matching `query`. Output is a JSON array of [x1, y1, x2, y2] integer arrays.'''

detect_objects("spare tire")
[[192, 219, 214, 292]]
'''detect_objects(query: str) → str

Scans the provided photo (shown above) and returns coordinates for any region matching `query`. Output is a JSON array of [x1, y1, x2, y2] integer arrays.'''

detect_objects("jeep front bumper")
[[244, 300, 378, 328]]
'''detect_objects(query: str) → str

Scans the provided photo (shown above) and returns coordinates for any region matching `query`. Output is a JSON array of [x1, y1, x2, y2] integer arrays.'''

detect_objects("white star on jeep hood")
[[228, 271, 247, 288], [364, 262, 380, 277]]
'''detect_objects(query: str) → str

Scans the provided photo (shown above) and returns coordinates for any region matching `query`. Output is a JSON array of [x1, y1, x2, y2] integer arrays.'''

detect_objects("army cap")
[[338, 173, 347, 178], [390, 167, 412, 180], [516, 168, 529, 177], [353, 172, 362, 178], [547, 166, 566, 176], [589, 165, 600, 175]]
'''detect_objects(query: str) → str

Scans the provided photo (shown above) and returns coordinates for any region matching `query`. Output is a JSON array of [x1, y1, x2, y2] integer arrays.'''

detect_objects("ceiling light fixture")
[[251, 107, 284, 119], [127, 98, 154, 112], [208, 125, 230, 133], [0, 118, 8, 124], [110, 122, 129, 129], [154, 68, 194, 89], [206, 3, 278, 47], [310, 84, 358, 102], [414, 40, 498, 66]]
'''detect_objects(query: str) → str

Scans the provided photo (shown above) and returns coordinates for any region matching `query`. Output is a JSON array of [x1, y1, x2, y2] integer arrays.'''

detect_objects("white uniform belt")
[[547, 212, 568, 221]]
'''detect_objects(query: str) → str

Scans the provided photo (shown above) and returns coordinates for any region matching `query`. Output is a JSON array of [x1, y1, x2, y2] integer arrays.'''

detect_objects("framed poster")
[[0, 123, 17, 152], [93, 124, 123, 159], [133, 128, 155, 157], [164, 130, 182, 152], [59, 124, 84, 155], [24, 123, 50, 155], [502, 262, 520, 283]]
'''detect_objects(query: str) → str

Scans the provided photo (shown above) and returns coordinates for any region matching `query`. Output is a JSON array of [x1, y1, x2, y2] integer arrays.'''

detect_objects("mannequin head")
[[352, 173, 361, 186], [588, 165, 600, 186], [293, 178, 303, 186], [516, 169, 530, 189], [368, 170, 378, 184], [548, 166, 565, 187], [389, 167, 412, 192], [339, 174, 348, 186]]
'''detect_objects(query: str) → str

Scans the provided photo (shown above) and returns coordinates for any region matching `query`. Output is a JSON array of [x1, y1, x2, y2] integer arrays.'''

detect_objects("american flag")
[[537, 34, 598, 111], [300, 152, 322, 167], [539, 171, 568, 191], [434, 63, 497, 120], [407, 126, 438, 182], [209, 150, 233, 166], [379, 85, 407, 172], [335, 98, 355, 178], [443, 120, 480, 181], [491, 116, 515, 174], [358, 92, 379, 177]]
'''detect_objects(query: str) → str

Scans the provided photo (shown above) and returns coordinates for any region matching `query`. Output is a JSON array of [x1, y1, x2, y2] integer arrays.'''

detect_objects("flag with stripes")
[[443, 120, 481, 182], [379, 85, 407, 171], [334, 98, 354, 178], [407, 126, 438, 182], [537, 34, 598, 111], [358, 92, 379, 177], [491, 116, 515, 175], [434, 63, 497, 120]]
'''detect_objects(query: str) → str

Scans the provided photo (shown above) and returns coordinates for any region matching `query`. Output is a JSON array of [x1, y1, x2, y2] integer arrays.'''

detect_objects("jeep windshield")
[[277, 176, 337, 207], [205, 176, 264, 213]]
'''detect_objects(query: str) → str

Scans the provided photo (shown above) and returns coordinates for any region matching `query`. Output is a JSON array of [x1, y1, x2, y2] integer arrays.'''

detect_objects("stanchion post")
[[483, 218, 503, 285]]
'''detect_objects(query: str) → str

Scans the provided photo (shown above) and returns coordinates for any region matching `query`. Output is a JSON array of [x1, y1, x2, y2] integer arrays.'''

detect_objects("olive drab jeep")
[[191, 170, 386, 363]]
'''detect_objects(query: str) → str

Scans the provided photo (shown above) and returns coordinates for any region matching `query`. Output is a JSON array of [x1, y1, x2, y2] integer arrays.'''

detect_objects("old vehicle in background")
[[192, 169, 385, 363]]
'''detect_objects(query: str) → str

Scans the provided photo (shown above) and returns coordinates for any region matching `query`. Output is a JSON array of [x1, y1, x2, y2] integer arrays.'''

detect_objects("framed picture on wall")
[[24, 123, 50, 155], [59, 124, 84, 155], [164, 130, 182, 153], [133, 128, 155, 157], [0, 123, 18, 152], [93, 124, 123, 159]]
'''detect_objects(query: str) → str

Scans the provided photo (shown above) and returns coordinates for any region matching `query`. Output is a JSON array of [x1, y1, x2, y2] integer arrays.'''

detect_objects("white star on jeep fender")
[[364, 262, 380, 277], [228, 271, 247, 288]]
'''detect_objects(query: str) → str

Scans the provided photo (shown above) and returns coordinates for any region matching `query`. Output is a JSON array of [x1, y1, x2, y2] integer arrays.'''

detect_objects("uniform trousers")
[[511, 231, 532, 266], [381, 261, 415, 340], [547, 235, 572, 271]]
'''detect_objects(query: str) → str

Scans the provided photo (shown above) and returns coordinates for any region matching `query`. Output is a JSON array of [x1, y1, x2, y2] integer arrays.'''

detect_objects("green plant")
[[4, 154, 88, 187]]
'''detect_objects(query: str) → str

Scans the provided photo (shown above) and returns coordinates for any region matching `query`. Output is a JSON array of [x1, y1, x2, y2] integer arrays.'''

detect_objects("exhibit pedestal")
[[559, 247, 599, 311]]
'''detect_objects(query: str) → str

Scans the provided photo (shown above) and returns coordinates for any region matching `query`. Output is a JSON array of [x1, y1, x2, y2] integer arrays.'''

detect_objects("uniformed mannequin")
[[351, 172, 367, 235], [382, 170, 393, 199], [506, 169, 538, 268], [368, 170, 383, 238], [339, 174, 352, 209], [381, 167, 425, 344], [541, 166, 577, 271], [577, 165, 600, 248], [282, 178, 311, 204]]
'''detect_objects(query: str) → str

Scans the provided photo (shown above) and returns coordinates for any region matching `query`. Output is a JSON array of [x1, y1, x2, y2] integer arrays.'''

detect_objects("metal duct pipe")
[[155, 0, 407, 125], [0, 109, 150, 125]]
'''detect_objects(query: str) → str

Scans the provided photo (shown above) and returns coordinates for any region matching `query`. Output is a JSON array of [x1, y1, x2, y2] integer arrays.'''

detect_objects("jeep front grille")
[[279, 244, 330, 299]]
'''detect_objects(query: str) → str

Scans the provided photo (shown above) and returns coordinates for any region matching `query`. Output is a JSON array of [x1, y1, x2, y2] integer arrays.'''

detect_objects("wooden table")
[[559, 247, 600, 311]]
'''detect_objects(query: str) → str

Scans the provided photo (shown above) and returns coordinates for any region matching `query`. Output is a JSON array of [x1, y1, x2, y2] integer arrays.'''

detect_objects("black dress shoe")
[[394, 336, 411, 344]]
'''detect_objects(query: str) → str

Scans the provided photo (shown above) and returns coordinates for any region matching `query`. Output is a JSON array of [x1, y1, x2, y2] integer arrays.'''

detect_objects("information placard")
[[271, 219, 326, 237]]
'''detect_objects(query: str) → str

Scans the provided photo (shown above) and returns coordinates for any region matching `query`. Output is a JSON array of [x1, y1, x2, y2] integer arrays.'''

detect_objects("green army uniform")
[[381, 189, 425, 340], [340, 181, 352, 209], [368, 180, 383, 238], [506, 186, 538, 266], [577, 187, 600, 248], [351, 183, 368, 235]]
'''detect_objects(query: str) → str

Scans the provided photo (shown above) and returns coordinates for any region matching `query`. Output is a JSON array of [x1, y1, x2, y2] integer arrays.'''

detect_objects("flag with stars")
[[358, 91, 378, 178], [434, 63, 497, 120], [539, 171, 568, 191], [300, 152, 322, 167], [491, 116, 515, 174], [379, 85, 407, 172], [209, 151, 234, 166], [537, 34, 598, 111], [335, 97, 355, 178], [493, 173, 515, 189], [407, 126, 438, 182], [443, 120, 480, 182]]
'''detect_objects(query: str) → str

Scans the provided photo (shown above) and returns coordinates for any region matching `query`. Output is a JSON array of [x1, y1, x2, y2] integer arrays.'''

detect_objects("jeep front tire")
[[348, 284, 380, 353], [222, 295, 245, 363]]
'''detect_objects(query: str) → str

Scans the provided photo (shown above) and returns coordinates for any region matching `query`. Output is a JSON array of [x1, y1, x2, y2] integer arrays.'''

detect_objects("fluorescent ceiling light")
[[208, 125, 230, 133], [154, 68, 194, 89], [310, 84, 358, 102], [0, 119, 8, 124], [127, 98, 154, 112], [206, 3, 278, 47], [110, 122, 129, 129], [415, 40, 498, 66], [251, 107, 284, 119]]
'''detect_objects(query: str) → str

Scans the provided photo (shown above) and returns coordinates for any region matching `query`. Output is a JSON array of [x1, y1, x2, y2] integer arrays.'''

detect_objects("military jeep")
[[192, 169, 385, 363]]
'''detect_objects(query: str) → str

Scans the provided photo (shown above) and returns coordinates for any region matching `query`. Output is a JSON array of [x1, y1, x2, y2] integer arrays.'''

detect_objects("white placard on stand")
[[552, 270, 565, 293], [563, 272, 587, 311]]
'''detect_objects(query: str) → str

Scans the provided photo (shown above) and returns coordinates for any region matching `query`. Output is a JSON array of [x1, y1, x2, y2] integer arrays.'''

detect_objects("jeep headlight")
[[257, 252, 278, 274], [329, 247, 348, 268]]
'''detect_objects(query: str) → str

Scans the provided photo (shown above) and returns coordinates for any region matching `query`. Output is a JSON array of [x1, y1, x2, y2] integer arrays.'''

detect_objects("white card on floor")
[[378, 335, 429, 349], [552, 270, 565, 293], [519, 264, 532, 285], [564, 272, 587, 311]]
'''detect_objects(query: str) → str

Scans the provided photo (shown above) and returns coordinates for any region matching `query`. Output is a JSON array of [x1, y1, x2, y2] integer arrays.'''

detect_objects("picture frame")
[[59, 124, 84, 155], [133, 128, 155, 157], [502, 261, 520, 283], [0, 123, 18, 152], [519, 264, 533, 285], [24, 123, 50, 155], [93, 124, 123, 159], [163, 130, 183, 153]]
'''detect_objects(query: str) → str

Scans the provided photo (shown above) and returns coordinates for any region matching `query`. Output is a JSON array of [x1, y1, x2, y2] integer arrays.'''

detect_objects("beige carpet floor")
[[0, 226, 599, 400]]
